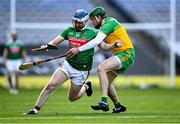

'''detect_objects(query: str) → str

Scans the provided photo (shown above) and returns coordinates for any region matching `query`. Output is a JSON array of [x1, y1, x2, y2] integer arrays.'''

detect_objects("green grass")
[[0, 87, 180, 123]]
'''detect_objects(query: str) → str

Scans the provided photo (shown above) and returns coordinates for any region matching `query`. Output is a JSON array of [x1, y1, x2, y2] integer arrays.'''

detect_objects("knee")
[[68, 95, 77, 102], [97, 65, 106, 73]]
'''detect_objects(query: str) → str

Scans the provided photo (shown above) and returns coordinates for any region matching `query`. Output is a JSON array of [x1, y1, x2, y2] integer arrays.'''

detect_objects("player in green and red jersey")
[[3, 33, 27, 95], [24, 9, 118, 115], [67, 7, 136, 113]]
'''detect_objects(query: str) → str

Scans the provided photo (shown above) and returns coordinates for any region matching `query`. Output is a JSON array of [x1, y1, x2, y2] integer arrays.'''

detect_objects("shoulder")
[[104, 17, 120, 25], [83, 27, 97, 34], [60, 27, 76, 39], [101, 17, 121, 30], [63, 27, 75, 32], [16, 40, 24, 46], [99, 17, 121, 35], [61, 27, 75, 35], [5, 41, 12, 46]]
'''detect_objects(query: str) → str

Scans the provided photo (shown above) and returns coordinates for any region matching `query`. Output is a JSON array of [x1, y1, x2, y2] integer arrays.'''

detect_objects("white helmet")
[[72, 9, 89, 30]]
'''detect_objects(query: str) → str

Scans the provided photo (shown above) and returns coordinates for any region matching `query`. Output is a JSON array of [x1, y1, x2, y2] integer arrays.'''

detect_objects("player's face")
[[11, 34, 17, 41], [90, 16, 102, 29], [73, 21, 85, 31]]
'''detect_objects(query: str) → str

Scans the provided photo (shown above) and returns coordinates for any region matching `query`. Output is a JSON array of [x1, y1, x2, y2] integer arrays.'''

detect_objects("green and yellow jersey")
[[5, 40, 25, 60], [100, 17, 134, 54], [60, 27, 97, 71]]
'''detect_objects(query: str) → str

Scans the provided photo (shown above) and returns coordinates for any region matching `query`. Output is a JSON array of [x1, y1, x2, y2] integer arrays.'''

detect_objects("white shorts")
[[6, 59, 22, 72], [59, 60, 89, 85]]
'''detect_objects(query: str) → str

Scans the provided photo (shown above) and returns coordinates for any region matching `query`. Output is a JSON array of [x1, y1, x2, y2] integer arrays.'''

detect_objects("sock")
[[35, 106, 41, 111], [84, 84, 89, 91], [114, 102, 121, 108], [101, 96, 107, 104]]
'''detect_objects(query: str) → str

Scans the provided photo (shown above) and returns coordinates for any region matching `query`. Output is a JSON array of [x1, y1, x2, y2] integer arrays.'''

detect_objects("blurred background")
[[0, 0, 179, 88]]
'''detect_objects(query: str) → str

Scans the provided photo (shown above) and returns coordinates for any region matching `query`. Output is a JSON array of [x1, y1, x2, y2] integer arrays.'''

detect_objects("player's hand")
[[32, 44, 58, 52], [40, 44, 49, 51], [66, 48, 79, 58], [113, 41, 122, 48]]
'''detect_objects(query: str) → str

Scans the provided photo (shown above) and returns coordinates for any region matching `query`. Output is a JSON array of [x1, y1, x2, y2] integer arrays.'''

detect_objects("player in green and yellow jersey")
[[24, 9, 118, 115], [3, 33, 27, 95], [67, 7, 136, 113]]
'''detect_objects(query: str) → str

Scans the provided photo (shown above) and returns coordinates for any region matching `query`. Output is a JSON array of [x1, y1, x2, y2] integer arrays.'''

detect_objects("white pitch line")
[[0, 115, 179, 120]]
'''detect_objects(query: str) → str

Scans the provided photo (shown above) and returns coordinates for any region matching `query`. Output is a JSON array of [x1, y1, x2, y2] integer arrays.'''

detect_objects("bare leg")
[[7, 71, 13, 89], [8, 72, 19, 95], [108, 84, 120, 104], [92, 57, 126, 112], [107, 71, 120, 104], [35, 68, 68, 109], [97, 56, 120, 97], [107, 71, 127, 113], [91, 70, 120, 112], [15, 71, 19, 90], [68, 83, 86, 102]]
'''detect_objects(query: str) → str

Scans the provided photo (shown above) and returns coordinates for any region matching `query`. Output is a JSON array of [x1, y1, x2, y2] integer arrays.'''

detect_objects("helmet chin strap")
[[95, 16, 101, 22], [94, 16, 102, 29], [73, 21, 86, 31]]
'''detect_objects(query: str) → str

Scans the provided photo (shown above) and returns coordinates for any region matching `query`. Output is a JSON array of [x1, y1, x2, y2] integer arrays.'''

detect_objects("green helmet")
[[89, 6, 106, 18]]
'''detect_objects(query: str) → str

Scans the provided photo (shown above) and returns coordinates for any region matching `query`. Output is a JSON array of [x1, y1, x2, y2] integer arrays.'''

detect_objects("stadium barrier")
[[0, 75, 180, 89]]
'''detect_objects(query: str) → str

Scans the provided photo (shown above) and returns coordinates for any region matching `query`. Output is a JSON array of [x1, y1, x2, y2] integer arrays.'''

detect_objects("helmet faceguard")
[[72, 9, 89, 31]]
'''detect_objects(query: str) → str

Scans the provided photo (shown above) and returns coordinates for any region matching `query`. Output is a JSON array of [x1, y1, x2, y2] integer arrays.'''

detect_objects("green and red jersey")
[[60, 27, 97, 71], [5, 40, 25, 60]]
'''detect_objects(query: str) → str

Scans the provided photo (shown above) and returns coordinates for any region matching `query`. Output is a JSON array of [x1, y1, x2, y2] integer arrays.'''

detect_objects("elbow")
[[101, 48, 109, 51], [99, 46, 112, 51], [98, 45, 107, 51]]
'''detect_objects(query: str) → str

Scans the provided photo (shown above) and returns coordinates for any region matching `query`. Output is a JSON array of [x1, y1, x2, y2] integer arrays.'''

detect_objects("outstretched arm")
[[48, 35, 64, 47], [67, 32, 106, 58], [98, 41, 122, 51], [98, 41, 114, 51], [79, 32, 106, 52], [39, 35, 64, 50]]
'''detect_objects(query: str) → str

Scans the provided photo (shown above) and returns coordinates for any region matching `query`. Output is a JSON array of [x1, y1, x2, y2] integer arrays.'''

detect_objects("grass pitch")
[[0, 86, 180, 123]]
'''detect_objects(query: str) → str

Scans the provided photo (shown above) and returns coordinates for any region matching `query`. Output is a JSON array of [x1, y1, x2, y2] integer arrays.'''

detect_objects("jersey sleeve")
[[60, 27, 71, 40], [100, 22, 114, 35], [100, 19, 120, 35]]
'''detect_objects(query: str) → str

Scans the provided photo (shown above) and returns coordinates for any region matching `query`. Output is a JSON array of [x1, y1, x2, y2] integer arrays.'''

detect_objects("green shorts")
[[114, 48, 135, 74]]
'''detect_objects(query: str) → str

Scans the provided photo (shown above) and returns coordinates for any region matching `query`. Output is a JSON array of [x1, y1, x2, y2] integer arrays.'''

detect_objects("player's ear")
[[98, 15, 102, 20], [98, 15, 103, 21], [95, 16, 102, 22]]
